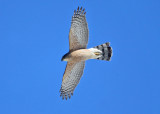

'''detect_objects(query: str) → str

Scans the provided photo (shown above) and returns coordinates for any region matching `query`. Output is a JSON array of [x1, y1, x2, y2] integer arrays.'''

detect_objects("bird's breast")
[[69, 49, 94, 62]]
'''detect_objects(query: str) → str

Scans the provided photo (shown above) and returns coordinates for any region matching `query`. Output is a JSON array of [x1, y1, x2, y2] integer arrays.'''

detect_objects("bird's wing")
[[60, 61, 85, 100], [69, 7, 89, 51]]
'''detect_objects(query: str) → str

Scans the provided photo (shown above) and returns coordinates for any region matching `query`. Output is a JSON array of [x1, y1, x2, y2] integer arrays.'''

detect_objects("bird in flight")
[[60, 7, 112, 100]]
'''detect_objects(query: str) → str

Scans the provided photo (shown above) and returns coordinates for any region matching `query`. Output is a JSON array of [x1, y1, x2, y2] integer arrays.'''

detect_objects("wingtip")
[[82, 8, 85, 14], [71, 92, 73, 96], [60, 91, 74, 100], [80, 7, 82, 11], [73, 7, 86, 16]]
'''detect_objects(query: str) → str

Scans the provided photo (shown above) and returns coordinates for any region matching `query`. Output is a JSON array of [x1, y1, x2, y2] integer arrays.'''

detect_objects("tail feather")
[[93, 42, 112, 61]]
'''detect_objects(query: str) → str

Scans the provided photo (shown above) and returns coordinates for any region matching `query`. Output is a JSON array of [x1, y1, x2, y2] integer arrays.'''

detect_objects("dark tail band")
[[94, 42, 112, 61]]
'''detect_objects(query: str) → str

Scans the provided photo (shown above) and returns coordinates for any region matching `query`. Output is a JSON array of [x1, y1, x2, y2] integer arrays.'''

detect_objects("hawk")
[[60, 7, 112, 100]]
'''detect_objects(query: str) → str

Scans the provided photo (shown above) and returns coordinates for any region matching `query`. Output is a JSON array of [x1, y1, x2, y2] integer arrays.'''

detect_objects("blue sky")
[[0, 0, 160, 114]]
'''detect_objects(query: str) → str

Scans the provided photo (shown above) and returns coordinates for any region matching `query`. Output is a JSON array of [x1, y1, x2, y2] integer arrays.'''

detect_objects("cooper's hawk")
[[60, 7, 112, 100]]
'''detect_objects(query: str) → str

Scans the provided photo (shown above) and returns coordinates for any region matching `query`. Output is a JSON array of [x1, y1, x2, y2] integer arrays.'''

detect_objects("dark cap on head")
[[61, 53, 69, 61]]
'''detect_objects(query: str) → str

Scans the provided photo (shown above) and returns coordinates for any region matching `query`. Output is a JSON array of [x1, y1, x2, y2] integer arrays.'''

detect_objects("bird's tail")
[[92, 42, 112, 61]]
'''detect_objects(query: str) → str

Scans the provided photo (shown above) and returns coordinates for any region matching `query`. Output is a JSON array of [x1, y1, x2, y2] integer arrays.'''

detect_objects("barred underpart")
[[94, 42, 112, 61]]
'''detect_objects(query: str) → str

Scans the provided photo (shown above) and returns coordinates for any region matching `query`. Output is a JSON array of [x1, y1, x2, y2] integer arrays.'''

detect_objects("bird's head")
[[61, 53, 70, 61]]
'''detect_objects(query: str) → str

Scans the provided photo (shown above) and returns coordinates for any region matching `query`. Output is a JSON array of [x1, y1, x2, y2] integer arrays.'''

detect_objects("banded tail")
[[93, 42, 112, 61]]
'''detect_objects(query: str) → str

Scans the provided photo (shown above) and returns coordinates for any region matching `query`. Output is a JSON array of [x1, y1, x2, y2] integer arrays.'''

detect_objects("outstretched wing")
[[69, 7, 89, 51], [60, 61, 85, 100]]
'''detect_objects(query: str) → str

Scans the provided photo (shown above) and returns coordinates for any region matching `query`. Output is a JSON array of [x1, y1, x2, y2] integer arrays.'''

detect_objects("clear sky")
[[0, 0, 160, 114]]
